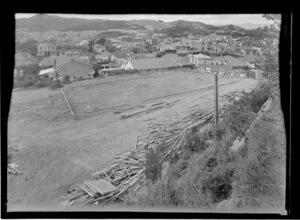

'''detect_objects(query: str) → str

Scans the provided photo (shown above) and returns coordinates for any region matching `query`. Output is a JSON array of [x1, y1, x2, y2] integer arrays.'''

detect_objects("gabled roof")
[[112, 52, 129, 59], [220, 55, 248, 67], [51, 59, 94, 77], [129, 54, 189, 70], [39, 67, 55, 76], [39, 55, 71, 67], [190, 53, 212, 59], [239, 54, 258, 63]]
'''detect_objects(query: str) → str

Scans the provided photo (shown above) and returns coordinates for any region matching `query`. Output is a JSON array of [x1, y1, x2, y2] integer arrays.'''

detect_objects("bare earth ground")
[[7, 70, 258, 211]]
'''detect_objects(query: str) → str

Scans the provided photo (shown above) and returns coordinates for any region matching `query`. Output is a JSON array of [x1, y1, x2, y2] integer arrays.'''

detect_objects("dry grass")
[[130, 83, 285, 212]]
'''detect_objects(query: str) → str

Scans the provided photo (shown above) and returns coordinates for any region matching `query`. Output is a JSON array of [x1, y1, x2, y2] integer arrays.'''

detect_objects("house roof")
[[52, 59, 94, 77], [219, 55, 248, 67], [239, 55, 257, 63], [130, 54, 188, 70], [190, 53, 212, 59], [39, 55, 71, 67], [112, 52, 128, 59], [39, 67, 55, 76]]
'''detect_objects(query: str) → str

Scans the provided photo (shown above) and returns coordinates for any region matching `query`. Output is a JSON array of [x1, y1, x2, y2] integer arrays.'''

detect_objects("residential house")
[[39, 55, 71, 68], [94, 53, 111, 63], [111, 52, 129, 66], [239, 54, 259, 68], [37, 43, 57, 57], [65, 49, 82, 57], [209, 55, 249, 77], [74, 56, 90, 64], [48, 59, 95, 80], [175, 45, 192, 51], [189, 53, 212, 68]]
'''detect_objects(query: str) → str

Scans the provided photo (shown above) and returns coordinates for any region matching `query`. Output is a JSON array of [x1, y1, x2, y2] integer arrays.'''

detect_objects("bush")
[[8, 153, 12, 164], [63, 75, 71, 84], [231, 118, 286, 209], [223, 84, 271, 136], [14, 74, 39, 88], [34, 80, 50, 88], [182, 132, 209, 156], [49, 80, 63, 90], [76, 76, 85, 81], [145, 148, 162, 183]]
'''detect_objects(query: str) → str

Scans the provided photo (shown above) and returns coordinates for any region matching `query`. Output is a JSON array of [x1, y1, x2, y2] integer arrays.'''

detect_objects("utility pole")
[[214, 71, 219, 126]]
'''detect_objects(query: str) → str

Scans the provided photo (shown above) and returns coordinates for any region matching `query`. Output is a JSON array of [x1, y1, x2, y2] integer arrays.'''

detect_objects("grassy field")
[[7, 69, 258, 210]]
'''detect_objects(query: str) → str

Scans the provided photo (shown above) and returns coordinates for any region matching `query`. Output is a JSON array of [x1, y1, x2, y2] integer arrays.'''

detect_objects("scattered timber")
[[60, 89, 77, 120], [62, 87, 254, 207], [62, 108, 214, 207], [8, 163, 22, 175]]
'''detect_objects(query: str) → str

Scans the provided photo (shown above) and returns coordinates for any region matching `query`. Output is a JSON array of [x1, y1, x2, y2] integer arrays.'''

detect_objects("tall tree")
[[88, 40, 95, 53], [263, 14, 281, 30], [16, 39, 38, 56], [97, 37, 106, 45]]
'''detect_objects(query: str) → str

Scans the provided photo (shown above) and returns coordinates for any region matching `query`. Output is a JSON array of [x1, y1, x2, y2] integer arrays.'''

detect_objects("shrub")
[[182, 132, 209, 156], [34, 80, 50, 88], [8, 153, 12, 164], [63, 75, 71, 84], [49, 80, 63, 90], [231, 117, 286, 209], [223, 84, 271, 136], [77, 76, 85, 81], [14, 74, 39, 88], [145, 148, 162, 183]]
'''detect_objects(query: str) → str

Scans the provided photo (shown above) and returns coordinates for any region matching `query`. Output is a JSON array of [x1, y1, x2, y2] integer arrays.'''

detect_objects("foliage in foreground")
[[127, 82, 284, 211]]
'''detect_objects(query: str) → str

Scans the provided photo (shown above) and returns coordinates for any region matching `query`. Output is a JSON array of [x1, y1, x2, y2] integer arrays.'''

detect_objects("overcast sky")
[[15, 13, 273, 25]]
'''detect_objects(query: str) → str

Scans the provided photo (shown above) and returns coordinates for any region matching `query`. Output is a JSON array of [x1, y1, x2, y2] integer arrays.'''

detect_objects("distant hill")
[[214, 22, 271, 30], [16, 14, 252, 36]]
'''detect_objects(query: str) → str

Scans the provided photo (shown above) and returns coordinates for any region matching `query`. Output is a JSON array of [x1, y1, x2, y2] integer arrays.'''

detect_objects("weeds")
[[134, 82, 283, 211], [145, 148, 162, 183], [49, 80, 64, 90]]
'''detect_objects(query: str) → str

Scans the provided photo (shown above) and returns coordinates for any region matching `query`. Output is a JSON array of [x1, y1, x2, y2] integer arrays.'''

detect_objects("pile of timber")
[[62, 108, 214, 207], [8, 163, 22, 175], [62, 150, 146, 206], [137, 109, 215, 160], [117, 99, 180, 120]]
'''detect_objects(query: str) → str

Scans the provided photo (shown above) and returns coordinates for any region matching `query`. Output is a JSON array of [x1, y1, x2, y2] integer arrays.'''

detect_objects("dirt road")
[[7, 70, 258, 210]]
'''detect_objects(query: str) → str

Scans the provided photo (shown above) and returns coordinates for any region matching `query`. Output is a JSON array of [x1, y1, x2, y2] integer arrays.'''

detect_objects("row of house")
[[188, 53, 263, 79]]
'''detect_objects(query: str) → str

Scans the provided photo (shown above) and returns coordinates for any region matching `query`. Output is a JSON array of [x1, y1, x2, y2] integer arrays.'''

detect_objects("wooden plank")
[[85, 179, 118, 195], [60, 88, 77, 120]]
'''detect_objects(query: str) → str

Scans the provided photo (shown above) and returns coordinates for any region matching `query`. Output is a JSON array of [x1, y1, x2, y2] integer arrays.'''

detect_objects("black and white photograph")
[[5, 12, 290, 216]]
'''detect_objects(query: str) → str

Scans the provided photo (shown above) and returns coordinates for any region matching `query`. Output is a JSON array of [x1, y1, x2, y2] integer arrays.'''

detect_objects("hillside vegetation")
[[125, 80, 285, 212], [16, 15, 252, 35]]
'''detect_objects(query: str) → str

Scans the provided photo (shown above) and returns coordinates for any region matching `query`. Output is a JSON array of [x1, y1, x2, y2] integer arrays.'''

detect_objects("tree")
[[17, 63, 40, 76], [16, 39, 38, 56], [263, 14, 281, 30], [88, 40, 95, 53], [96, 37, 106, 45], [104, 41, 118, 53]]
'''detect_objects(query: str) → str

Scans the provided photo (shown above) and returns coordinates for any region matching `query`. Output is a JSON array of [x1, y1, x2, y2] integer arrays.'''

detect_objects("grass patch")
[[130, 81, 285, 211]]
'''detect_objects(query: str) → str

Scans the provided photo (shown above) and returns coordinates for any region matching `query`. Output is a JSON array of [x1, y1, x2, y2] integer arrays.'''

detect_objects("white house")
[[121, 60, 134, 70], [189, 53, 212, 67]]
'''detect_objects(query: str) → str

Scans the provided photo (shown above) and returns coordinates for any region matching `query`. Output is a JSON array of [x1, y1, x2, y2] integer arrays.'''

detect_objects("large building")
[[37, 43, 57, 57]]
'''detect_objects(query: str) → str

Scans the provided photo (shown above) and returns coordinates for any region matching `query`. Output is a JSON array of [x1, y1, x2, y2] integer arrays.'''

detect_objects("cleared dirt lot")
[[7, 69, 258, 210]]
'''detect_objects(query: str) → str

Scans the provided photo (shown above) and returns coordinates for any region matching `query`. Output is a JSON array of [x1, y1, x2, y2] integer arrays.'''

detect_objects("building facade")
[[37, 43, 57, 57]]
